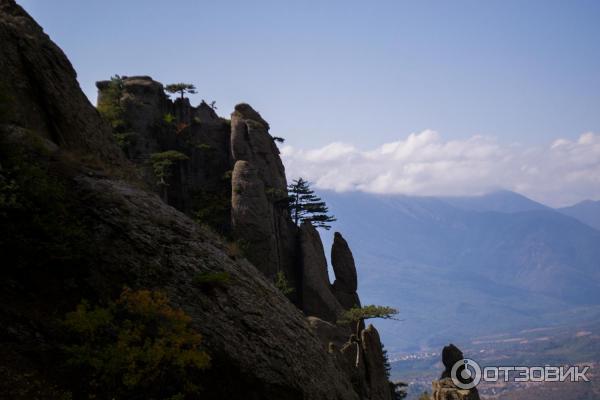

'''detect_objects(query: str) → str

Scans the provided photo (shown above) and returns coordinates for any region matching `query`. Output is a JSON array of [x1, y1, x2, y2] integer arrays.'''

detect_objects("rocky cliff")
[[0, 0, 392, 398]]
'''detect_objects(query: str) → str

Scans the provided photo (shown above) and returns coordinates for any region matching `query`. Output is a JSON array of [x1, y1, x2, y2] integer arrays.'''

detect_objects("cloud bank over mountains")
[[281, 131, 600, 207]]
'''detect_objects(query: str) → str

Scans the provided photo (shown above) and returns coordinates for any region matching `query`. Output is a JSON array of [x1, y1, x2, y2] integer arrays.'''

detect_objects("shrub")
[[97, 75, 125, 130], [274, 271, 294, 296], [63, 288, 210, 399], [337, 305, 399, 328], [149, 150, 188, 186], [195, 143, 213, 152]]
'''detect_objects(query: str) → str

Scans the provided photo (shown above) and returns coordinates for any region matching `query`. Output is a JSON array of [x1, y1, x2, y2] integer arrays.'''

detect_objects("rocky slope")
[[0, 1, 391, 398]]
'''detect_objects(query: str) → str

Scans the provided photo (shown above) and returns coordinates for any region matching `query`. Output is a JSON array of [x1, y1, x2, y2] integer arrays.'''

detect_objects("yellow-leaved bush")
[[63, 288, 210, 399]]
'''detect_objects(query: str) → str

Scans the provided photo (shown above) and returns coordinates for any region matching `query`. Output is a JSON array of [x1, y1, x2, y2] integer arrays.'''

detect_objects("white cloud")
[[280, 131, 600, 207]]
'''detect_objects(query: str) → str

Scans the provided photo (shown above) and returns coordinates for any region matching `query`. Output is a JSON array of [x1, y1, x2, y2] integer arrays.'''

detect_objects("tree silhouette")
[[165, 83, 197, 100], [287, 178, 336, 230]]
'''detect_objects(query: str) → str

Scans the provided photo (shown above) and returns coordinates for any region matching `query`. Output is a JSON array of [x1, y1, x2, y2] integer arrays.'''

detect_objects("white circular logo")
[[450, 358, 481, 389]]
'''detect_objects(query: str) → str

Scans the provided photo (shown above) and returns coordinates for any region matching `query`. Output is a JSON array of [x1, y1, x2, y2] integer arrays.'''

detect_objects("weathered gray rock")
[[333, 288, 362, 310], [96, 75, 232, 217], [307, 316, 351, 351], [434, 344, 481, 400], [230, 103, 286, 192], [332, 232, 358, 291], [230, 102, 298, 293], [432, 378, 478, 400], [361, 325, 392, 400], [231, 160, 278, 277], [0, 0, 124, 164], [300, 222, 343, 322], [331, 232, 361, 309]]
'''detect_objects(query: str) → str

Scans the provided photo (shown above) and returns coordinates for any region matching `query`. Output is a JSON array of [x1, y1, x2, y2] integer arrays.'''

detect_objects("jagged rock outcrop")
[[96, 75, 231, 218], [231, 160, 279, 277], [0, 2, 396, 398], [300, 222, 344, 322], [332, 232, 361, 309], [230, 103, 299, 287], [431, 344, 481, 400], [0, 0, 123, 164], [361, 325, 392, 400], [0, 2, 364, 398]]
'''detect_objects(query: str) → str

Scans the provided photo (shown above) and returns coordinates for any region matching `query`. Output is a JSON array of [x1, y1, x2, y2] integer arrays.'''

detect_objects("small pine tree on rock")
[[165, 83, 197, 100], [287, 178, 336, 230]]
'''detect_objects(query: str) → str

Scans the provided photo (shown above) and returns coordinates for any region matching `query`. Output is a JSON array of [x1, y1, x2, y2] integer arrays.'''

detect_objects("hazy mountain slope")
[[559, 200, 600, 231], [319, 190, 600, 352], [440, 190, 549, 213]]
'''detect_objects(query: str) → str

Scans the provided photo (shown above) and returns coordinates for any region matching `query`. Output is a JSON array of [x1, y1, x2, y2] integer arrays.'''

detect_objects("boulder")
[[361, 325, 392, 400], [299, 222, 343, 322], [231, 160, 278, 278]]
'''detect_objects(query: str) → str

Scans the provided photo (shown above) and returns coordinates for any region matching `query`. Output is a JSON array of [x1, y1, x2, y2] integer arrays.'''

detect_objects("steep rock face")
[[231, 160, 278, 277], [331, 232, 361, 309], [307, 316, 351, 352], [0, 2, 395, 398], [361, 325, 392, 400], [0, 0, 123, 164], [300, 222, 344, 322], [0, 131, 359, 399], [0, 2, 363, 398], [230, 103, 299, 286], [96, 76, 231, 218]]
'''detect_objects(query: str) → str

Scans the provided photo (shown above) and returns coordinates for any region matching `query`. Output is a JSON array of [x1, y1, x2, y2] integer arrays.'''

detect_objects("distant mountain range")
[[319, 190, 600, 353], [559, 200, 600, 231]]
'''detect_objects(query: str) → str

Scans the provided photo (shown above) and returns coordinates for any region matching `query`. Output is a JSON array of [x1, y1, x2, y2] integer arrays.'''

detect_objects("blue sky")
[[19, 0, 600, 148], [18, 1, 600, 205]]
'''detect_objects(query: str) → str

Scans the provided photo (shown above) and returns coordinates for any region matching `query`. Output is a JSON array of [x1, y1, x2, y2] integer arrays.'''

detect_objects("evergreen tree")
[[165, 83, 197, 100], [287, 178, 336, 230]]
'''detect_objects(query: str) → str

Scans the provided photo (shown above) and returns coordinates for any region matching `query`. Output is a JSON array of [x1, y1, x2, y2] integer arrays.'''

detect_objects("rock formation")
[[300, 221, 344, 322], [229, 103, 298, 283], [431, 344, 481, 400], [96, 75, 231, 217], [0, 0, 123, 164], [231, 159, 279, 277], [0, 1, 396, 397], [361, 325, 393, 400], [332, 232, 362, 309]]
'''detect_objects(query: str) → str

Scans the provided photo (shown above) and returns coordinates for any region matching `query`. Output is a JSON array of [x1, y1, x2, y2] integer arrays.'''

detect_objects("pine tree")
[[165, 83, 197, 100], [287, 178, 336, 230]]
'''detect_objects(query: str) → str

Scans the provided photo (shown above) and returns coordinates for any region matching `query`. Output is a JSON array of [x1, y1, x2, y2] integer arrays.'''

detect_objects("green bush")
[[97, 75, 125, 130], [274, 271, 294, 296], [63, 288, 210, 399], [337, 305, 399, 325], [149, 150, 188, 186]]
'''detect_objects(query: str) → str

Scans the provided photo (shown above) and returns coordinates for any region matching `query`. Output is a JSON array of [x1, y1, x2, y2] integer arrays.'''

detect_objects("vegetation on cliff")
[[165, 83, 197, 100], [288, 177, 336, 230], [63, 289, 210, 399]]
